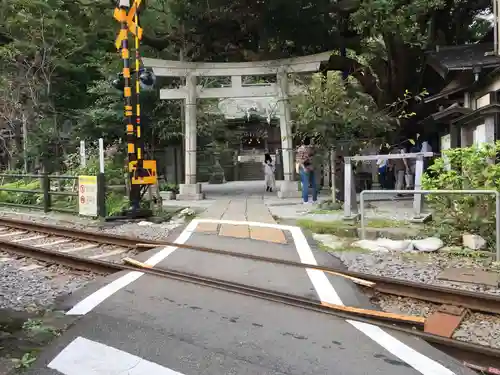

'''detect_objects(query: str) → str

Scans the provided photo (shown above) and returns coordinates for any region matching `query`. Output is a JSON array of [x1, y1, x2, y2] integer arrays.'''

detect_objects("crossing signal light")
[[111, 69, 156, 91], [139, 69, 155, 90]]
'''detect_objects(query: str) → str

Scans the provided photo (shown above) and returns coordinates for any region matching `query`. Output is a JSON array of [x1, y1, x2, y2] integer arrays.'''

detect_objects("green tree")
[[0, 0, 114, 169], [0, 0, 493, 174], [139, 0, 490, 117], [292, 71, 393, 152]]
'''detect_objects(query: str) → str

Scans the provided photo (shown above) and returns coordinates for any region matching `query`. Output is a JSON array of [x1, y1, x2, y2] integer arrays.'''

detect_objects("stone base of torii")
[[143, 52, 333, 199]]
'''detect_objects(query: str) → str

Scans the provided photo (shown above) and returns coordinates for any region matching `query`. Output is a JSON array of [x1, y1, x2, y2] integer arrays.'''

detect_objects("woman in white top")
[[263, 153, 276, 192]]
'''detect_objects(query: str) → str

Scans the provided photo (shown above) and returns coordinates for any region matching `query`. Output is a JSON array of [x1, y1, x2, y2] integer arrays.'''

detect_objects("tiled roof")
[[427, 43, 500, 71]]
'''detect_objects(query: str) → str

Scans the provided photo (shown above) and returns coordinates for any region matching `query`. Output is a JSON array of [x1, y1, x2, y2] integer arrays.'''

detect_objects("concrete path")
[[163, 181, 431, 223], [24, 214, 476, 375]]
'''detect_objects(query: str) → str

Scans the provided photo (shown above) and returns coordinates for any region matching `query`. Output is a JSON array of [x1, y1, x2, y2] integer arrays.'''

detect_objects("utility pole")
[[113, 0, 157, 217]]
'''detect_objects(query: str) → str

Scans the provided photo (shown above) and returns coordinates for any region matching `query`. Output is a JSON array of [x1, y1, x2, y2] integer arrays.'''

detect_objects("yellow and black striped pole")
[[114, 0, 154, 212], [118, 1, 140, 209], [119, 7, 134, 158], [134, 12, 143, 169]]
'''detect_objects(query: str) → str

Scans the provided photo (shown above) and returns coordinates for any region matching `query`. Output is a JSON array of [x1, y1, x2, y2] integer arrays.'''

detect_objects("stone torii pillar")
[[276, 70, 296, 198], [183, 74, 201, 197]]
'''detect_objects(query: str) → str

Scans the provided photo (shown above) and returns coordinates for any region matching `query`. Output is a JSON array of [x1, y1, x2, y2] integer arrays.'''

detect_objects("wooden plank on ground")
[[196, 222, 219, 232], [245, 199, 286, 243]]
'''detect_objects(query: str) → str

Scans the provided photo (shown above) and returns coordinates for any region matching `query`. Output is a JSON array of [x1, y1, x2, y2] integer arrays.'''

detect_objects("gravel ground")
[[99, 219, 184, 241], [0, 207, 187, 241], [328, 249, 500, 295], [0, 253, 95, 311], [375, 294, 500, 348], [0, 207, 186, 312], [314, 231, 500, 349]]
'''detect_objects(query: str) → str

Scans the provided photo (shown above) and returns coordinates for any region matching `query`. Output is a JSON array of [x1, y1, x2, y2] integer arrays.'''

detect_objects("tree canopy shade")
[[0, 0, 494, 170], [141, 0, 491, 104]]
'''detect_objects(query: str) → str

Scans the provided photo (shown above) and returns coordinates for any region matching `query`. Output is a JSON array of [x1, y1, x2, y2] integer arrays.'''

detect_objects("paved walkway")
[[27, 220, 474, 375], [22, 181, 472, 375], [163, 181, 431, 223], [196, 197, 286, 244]]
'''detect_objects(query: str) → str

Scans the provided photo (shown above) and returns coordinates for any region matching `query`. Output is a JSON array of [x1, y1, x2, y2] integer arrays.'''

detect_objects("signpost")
[[78, 176, 98, 216]]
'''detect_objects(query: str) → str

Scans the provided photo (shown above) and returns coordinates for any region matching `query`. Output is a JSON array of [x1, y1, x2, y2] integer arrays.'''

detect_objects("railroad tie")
[[12, 235, 48, 243], [0, 231, 26, 237], [35, 239, 71, 248], [61, 244, 98, 253]]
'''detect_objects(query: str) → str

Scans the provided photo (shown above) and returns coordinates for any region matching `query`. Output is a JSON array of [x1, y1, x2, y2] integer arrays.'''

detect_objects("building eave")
[[452, 103, 500, 126]]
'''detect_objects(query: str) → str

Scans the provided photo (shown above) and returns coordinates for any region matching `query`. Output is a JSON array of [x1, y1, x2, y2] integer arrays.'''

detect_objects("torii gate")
[[143, 52, 332, 200]]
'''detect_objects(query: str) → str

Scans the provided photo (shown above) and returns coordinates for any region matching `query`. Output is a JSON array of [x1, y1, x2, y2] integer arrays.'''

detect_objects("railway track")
[[1, 216, 499, 313], [0, 218, 499, 372], [0, 217, 159, 269], [1, 238, 499, 374], [135, 239, 500, 315]]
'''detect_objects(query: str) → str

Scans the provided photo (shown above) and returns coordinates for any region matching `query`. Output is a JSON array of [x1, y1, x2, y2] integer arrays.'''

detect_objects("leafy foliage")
[[422, 143, 500, 248], [292, 72, 393, 152], [0, 0, 494, 182]]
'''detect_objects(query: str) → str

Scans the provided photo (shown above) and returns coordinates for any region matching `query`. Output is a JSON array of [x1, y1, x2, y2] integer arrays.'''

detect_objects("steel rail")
[[1, 238, 499, 372], [1, 216, 499, 315], [0, 238, 421, 328], [135, 241, 500, 315], [0, 217, 149, 248], [0, 237, 123, 274]]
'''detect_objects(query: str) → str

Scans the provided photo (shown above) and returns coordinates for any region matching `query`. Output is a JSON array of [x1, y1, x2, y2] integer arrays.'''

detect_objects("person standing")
[[296, 137, 317, 204], [263, 153, 276, 192], [393, 147, 409, 196], [376, 156, 388, 189]]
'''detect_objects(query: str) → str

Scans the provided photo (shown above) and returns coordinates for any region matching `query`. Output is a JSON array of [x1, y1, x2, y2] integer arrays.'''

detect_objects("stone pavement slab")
[[196, 196, 286, 244]]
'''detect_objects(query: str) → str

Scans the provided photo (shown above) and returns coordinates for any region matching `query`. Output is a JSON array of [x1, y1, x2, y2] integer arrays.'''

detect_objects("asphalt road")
[[26, 226, 476, 375]]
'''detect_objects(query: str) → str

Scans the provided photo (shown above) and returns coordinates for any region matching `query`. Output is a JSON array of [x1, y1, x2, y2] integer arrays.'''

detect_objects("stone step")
[[239, 162, 264, 181]]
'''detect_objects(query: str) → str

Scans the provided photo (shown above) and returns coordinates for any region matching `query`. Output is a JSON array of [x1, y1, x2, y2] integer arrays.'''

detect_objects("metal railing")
[[344, 152, 434, 220], [359, 189, 500, 261], [0, 173, 79, 213]]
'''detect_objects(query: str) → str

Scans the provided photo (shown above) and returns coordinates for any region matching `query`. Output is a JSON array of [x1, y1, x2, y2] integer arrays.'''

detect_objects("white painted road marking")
[[48, 336, 185, 374], [66, 219, 198, 315], [66, 218, 457, 374], [288, 224, 456, 375]]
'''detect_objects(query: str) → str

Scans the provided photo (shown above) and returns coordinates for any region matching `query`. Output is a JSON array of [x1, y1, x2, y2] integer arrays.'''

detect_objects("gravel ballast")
[[376, 294, 500, 349], [316, 233, 500, 349], [0, 208, 185, 241], [0, 254, 94, 311], [0, 207, 186, 312], [329, 248, 500, 295]]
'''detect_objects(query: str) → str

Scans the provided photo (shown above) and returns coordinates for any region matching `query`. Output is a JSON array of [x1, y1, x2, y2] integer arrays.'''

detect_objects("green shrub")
[[159, 182, 179, 193], [421, 142, 500, 248], [106, 192, 128, 216], [0, 179, 42, 205]]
